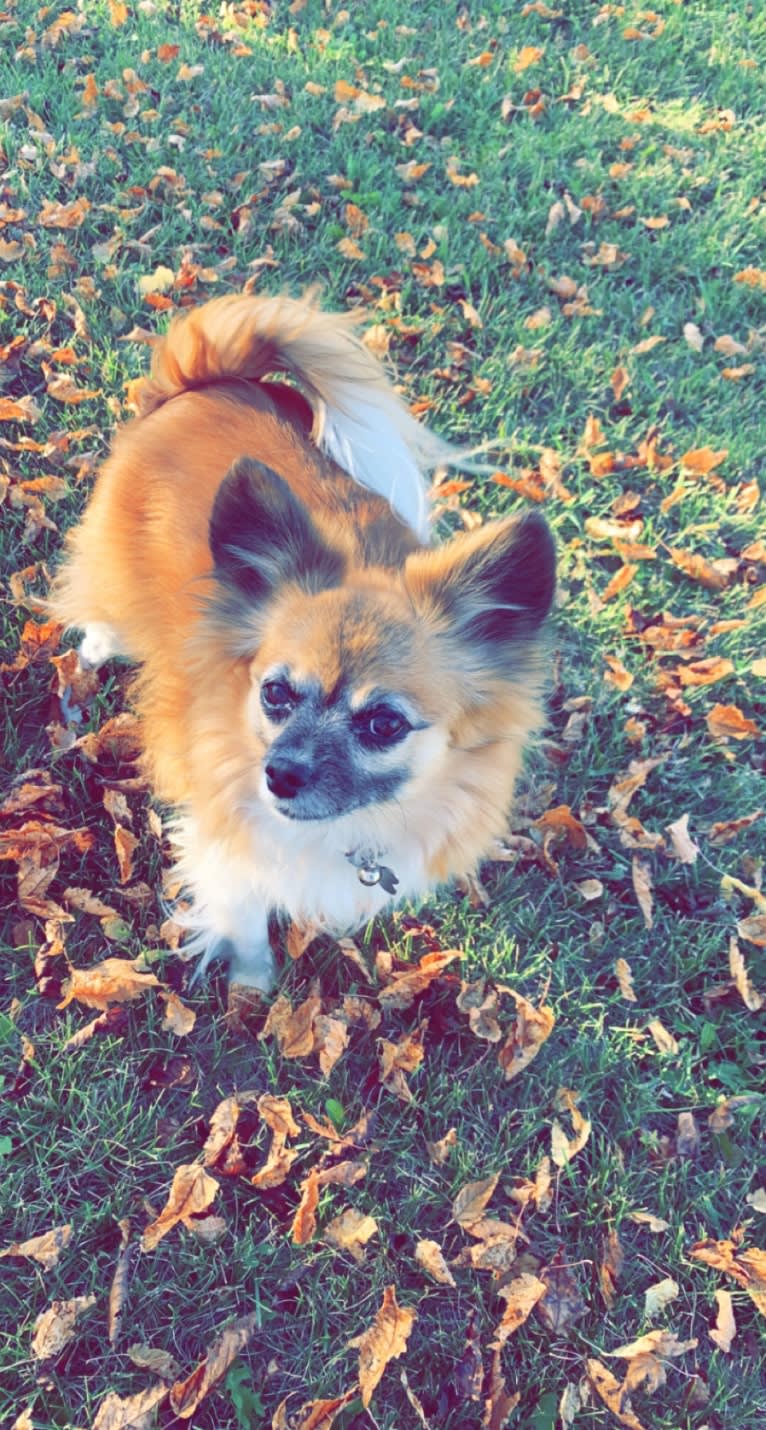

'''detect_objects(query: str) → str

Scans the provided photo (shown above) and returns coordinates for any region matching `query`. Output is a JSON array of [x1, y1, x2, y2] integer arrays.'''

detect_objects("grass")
[[1, 0, 765, 1426]]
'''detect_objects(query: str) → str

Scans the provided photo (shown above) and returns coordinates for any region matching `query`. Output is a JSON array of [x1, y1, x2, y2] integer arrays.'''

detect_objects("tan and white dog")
[[52, 293, 555, 991]]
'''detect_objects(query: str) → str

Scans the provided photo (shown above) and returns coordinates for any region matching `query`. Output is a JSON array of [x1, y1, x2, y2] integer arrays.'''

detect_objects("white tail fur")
[[137, 292, 460, 540]]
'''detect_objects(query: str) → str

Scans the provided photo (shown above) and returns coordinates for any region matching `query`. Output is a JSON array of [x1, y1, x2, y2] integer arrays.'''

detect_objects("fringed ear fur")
[[209, 457, 345, 603], [404, 509, 555, 659]]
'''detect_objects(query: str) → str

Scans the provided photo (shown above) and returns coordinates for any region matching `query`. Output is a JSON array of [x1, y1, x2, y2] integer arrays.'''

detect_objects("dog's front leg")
[[226, 910, 276, 992]]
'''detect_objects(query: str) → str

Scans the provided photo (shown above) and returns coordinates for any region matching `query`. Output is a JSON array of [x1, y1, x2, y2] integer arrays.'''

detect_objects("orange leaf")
[[514, 45, 544, 72], [602, 564, 638, 602], [82, 74, 98, 107], [680, 446, 728, 474], [452, 1173, 500, 1227], [141, 1164, 219, 1251], [291, 1168, 320, 1245], [706, 704, 760, 740], [669, 547, 730, 590], [676, 657, 734, 688], [586, 1359, 647, 1429], [534, 804, 588, 848], [38, 197, 91, 229], [347, 1285, 416, 1409], [497, 992, 555, 1080], [58, 957, 160, 1012], [491, 1273, 546, 1347], [378, 1024, 426, 1102], [378, 949, 461, 1009], [169, 1313, 258, 1418]]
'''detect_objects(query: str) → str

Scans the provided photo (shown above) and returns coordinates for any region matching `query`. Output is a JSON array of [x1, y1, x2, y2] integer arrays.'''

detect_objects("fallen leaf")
[[161, 991, 196, 1036], [707, 810, 763, 844], [456, 979, 503, 1041], [92, 1384, 169, 1430], [550, 1088, 591, 1167], [452, 1174, 500, 1227], [378, 1024, 426, 1102], [127, 1343, 182, 1379], [647, 1018, 678, 1055], [415, 1238, 456, 1287], [514, 45, 544, 72], [728, 937, 764, 1011], [107, 1218, 131, 1345], [292, 1168, 320, 1245], [378, 949, 461, 1009], [170, 1313, 258, 1417], [313, 1014, 349, 1077], [615, 958, 637, 1002], [632, 856, 654, 929], [665, 813, 699, 864], [746, 1190, 766, 1214], [627, 1210, 669, 1233], [536, 1250, 587, 1335], [491, 1273, 547, 1347], [706, 704, 761, 740], [482, 1348, 520, 1428], [0, 1223, 72, 1270], [599, 1228, 624, 1307], [609, 1329, 697, 1361], [710, 1288, 736, 1352], [348, 1285, 416, 1409], [497, 991, 555, 1080], [58, 957, 160, 1012], [203, 1095, 250, 1177], [586, 1359, 647, 1430], [324, 1209, 378, 1263], [669, 547, 730, 591], [676, 1111, 700, 1157], [31, 1294, 96, 1360], [644, 1277, 680, 1316], [271, 1392, 356, 1429], [141, 1164, 219, 1251], [426, 1128, 458, 1165], [737, 915, 766, 947]]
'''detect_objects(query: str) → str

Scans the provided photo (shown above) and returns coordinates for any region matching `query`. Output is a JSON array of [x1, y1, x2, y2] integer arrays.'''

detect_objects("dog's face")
[[209, 458, 555, 827]]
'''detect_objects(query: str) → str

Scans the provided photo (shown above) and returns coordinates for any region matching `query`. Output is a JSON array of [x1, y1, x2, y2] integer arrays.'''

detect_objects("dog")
[[52, 292, 555, 991]]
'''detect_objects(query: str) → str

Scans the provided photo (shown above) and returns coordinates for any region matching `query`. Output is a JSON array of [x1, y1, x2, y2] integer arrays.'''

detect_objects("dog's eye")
[[354, 707, 410, 748], [261, 679, 298, 720]]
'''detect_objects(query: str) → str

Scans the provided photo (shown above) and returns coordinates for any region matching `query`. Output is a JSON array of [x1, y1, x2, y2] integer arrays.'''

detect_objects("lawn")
[[1, 1, 765, 1427]]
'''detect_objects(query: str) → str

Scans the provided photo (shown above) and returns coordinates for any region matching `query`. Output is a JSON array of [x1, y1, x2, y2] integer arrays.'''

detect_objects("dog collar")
[[345, 847, 399, 895]]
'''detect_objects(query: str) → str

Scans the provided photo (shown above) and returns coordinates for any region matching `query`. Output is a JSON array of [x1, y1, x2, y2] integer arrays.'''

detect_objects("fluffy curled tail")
[[135, 291, 457, 540]]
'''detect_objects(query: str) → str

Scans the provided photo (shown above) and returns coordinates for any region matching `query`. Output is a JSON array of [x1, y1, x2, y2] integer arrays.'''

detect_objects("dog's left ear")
[[209, 457, 345, 603], [404, 509, 555, 656]]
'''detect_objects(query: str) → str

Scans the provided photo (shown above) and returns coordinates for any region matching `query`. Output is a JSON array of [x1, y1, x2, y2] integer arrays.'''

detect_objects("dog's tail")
[[134, 291, 458, 540]]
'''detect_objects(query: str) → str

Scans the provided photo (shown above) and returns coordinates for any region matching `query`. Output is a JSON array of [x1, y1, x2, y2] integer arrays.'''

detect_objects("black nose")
[[265, 757, 310, 800]]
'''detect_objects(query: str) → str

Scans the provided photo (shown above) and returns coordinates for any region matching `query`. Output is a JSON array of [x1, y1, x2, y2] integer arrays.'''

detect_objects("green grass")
[[1, 1, 765, 1426]]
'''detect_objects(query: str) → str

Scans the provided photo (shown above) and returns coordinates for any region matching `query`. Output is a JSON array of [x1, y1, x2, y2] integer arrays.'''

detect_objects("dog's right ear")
[[209, 457, 345, 603]]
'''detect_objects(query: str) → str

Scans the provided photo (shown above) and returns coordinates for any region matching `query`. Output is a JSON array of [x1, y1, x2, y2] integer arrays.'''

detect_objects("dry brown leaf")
[[709, 1289, 736, 1352], [0, 1223, 72, 1270], [482, 1348, 520, 1428], [170, 1313, 258, 1417], [497, 991, 555, 1080], [737, 915, 766, 947], [315, 1159, 368, 1189], [378, 949, 461, 1009], [107, 1218, 131, 1345], [324, 1209, 378, 1263], [414, 1238, 456, 1287], [706, 703, 761, 740], [665, 813, 699, 864], [161, 991, 196, 1036], [669, 547, 730, 591], [676, 1110, 700, 1157], [141, 1164, 219, 1251], [534, 803, 588, 848], [456, 979, 503, 1041], [426, 1127, 458, 1165], [631, 856, 654, 929], [610, 1329, 698, 1360], [491, 1273, 546, 1347], [647, 1018, 678, 1055], [627, 1210, 670, 1233], [292, 1167, 320, 1245], [508, 1155, 553, 1213], [644, 1277, 680, 1317], [203, 1095, 250, 1177], [586, 1359, 647, 1430], [615, 958, 637, 1002], [58, 957, 160, 1012], [127, 1342, 182, 1379], [378, 1023, 426, 1102], [681, 446, 728, 474], [31, 1294, 96, 1360], [286, 919, 321, 961], [348, 1284, 416, 1408], [452, 1173, 500, 1227], [551, 1088, 591, 1168], [514, 44, 544, 72], [92, 1383, 170, 1430], [313, 1014, 349, 1077], [271, 1391, 356, 1429], [711, 809, 762, 841], [599, 1228, 624, 1307], [728, 937, 764, 1011], [536, 1249, 587, 1335]]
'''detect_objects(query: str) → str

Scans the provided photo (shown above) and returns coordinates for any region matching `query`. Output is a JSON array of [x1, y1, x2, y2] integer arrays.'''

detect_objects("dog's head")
[[209, 458, 555, 826]]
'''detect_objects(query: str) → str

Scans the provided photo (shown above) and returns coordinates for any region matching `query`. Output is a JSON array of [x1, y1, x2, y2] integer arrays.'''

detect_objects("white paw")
[[79, 622, 122, 668], [228, 945, 276, 993]]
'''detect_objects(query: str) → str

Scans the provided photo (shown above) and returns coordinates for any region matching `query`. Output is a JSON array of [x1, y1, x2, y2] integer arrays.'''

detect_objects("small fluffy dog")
[[52, 293, 555, 991]]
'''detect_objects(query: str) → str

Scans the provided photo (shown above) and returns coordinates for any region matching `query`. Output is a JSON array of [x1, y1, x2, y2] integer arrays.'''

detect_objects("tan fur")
[[52, 293, 551, 961]]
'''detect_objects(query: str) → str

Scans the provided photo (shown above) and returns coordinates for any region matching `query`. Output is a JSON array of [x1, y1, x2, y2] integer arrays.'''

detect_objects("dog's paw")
[[79, 622, 122, 668]]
